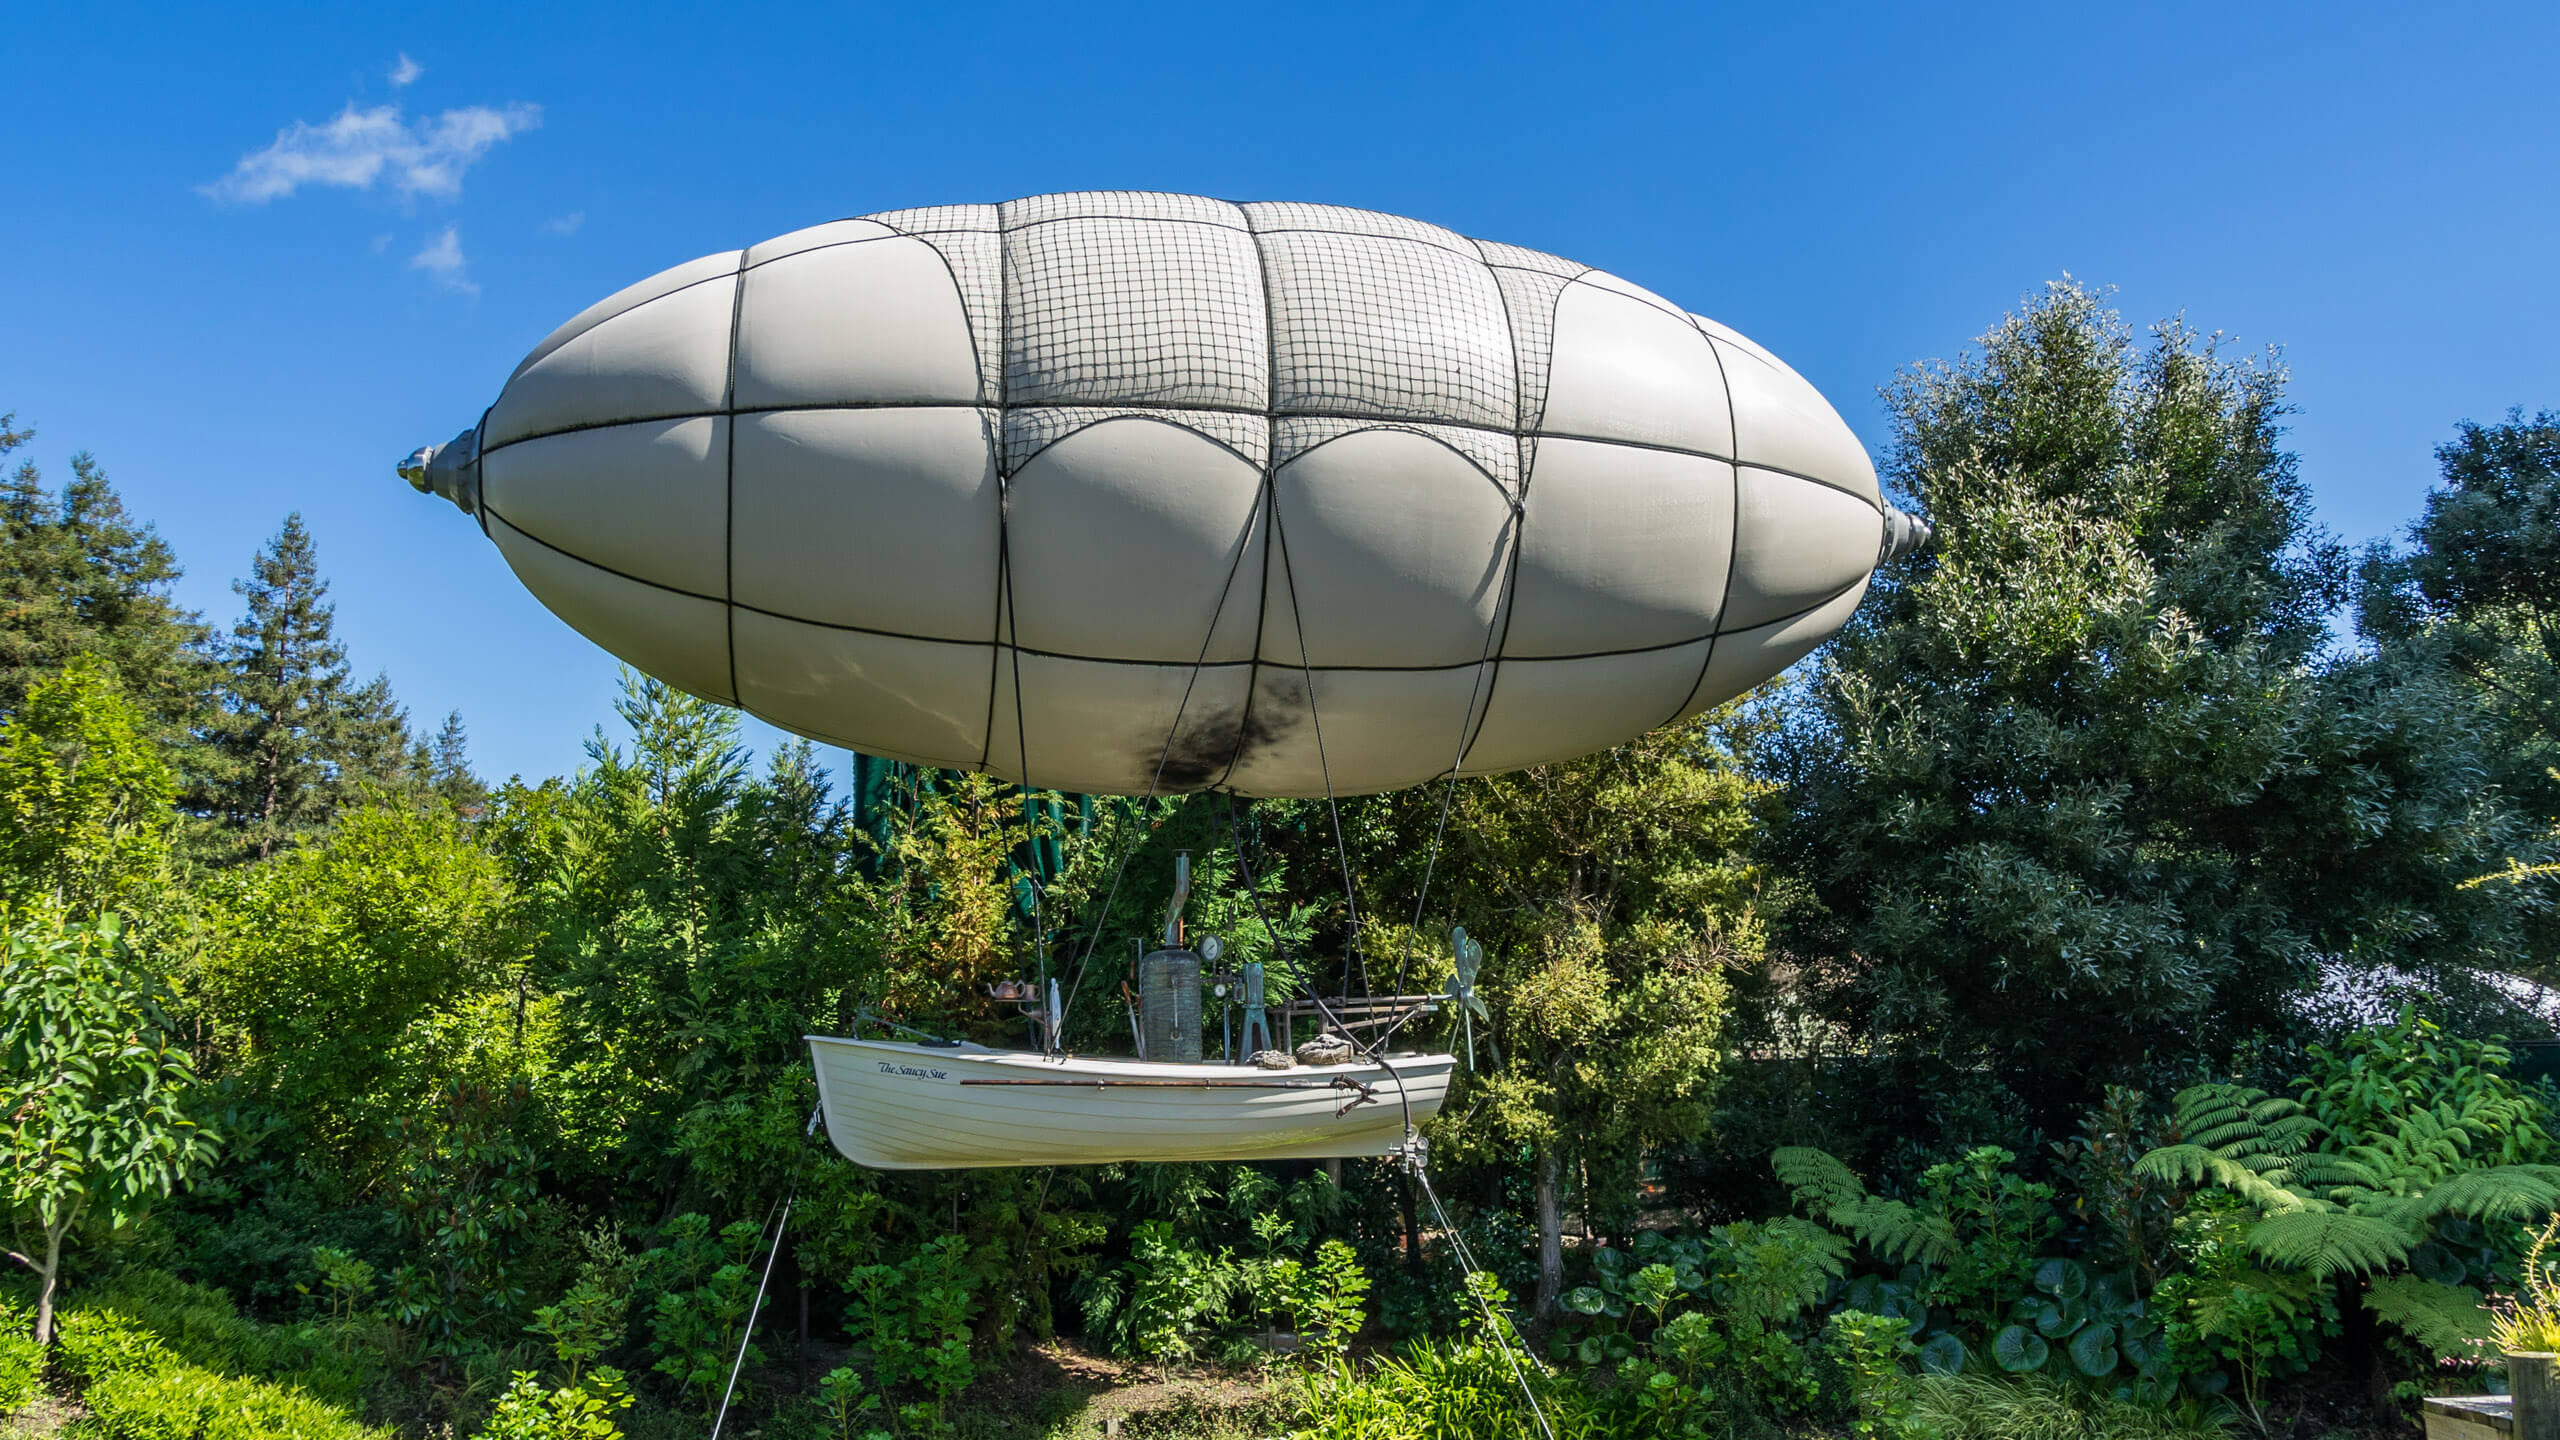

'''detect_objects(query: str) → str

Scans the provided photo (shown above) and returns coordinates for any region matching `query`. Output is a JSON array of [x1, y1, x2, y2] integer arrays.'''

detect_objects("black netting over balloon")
[[1003, 214, 1267, 411]]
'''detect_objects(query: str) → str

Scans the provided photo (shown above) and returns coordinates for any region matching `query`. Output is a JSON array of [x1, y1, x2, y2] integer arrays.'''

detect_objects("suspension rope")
[[709, 1108, 820, 1440], [1267, 501, 1370, 1014], [1387, 505, 1519, 1011], [1056, 497, 1262, 1036], [998, 483, 1058, 1047], [1220, 793, 1352, 1043]]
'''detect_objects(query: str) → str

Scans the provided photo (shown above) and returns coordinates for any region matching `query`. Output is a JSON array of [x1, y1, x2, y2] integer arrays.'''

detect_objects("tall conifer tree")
[[419, 710, 489, 816], [196, 514, 413, 861], [0, 415, 210, 738]]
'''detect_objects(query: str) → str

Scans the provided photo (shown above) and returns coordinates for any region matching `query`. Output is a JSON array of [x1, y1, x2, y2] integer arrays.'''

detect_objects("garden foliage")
[[3, 277, 2557, 1437]]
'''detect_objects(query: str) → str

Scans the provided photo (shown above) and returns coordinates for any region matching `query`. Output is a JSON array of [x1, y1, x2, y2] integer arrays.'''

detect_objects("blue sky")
[[5, 1, 2555, 786]]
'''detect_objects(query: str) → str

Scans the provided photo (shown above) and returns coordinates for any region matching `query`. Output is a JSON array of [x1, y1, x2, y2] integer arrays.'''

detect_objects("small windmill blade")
[[1448, 926, 1484, 1071]]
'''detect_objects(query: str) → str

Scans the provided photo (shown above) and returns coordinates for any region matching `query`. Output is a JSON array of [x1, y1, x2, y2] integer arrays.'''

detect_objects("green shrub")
[[1826, 1309, 1922, 1438], [75, 1268, 379, 1405], [82, 1364, 388, 1440], [638, 1213, 768, 1413], [54, 1304, 388, 1440], [1292, 1342, 1603, 1440], [478, 1366, 635, 1440], [50, 1278, 390, 1440], [0, 1296, 39, 1410], [1270, 1240, 1368, 1360], [844, 1232, 980, 1421]]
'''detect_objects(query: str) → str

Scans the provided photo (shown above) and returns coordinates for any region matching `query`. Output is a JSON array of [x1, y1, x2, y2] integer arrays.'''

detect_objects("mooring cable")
[[708, 1108, 820, 1440], [1412, 1160, 1557, 1440]]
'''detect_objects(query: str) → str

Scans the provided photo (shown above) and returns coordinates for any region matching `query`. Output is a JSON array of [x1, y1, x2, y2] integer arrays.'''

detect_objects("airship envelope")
[[404, 192, 1923, 797]]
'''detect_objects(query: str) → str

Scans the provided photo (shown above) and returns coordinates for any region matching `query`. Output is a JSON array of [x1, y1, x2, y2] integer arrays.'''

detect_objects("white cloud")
[[540, 210, 584, 237], [204, 101, 540, 204], [388, 53, 423, 88], [409, 224, 475, 295]]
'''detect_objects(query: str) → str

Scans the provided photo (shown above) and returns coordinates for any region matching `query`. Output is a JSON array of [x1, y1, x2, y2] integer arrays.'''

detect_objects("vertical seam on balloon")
[[1448, 259, 1571, 773], [1671, 328, 1746, 726], [722, 253, 747, 707], [979, 220, 1017, 777], [1213, 218, 1286, 792]]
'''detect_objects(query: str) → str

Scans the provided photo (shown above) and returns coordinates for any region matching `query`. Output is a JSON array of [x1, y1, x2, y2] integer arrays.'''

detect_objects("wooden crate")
[[2426, 1395, 2512, 1440]]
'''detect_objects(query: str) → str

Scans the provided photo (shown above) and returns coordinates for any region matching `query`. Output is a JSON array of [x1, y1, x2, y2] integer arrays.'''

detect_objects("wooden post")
[[1535, 1145, 1564, 1317], [2513, 1353, 2558, 1440]]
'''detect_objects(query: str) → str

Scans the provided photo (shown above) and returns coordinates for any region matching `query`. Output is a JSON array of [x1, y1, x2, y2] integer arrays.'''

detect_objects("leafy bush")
[[638, 1212, 769, 1412], [1270, 1240, 1368, 1360], [0, 1296, 38, 1410], [53, 1303, 388, 1440], [2151, 1197, 2332, 1428], [479, 1367, 635, 1440], [844, 1232, 980, 1425], [1825, 1309, 1921, 1438], [1292, 1339, 1603, 1440], [1074, 1219, 1240, 1366], [388, 1078, 545, 1362], [67, 1269, 378, 1406]]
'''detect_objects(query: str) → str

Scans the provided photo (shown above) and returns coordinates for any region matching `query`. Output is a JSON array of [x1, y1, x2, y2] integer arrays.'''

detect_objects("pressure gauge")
[[1198, 934, 1226, 964]]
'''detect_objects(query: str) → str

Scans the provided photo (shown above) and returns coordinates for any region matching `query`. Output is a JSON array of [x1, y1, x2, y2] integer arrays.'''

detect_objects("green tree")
[[1, 912, 216, 1343], [0, 416, 211, 740], [419, 709, 490, 816], [194, 513, 414, 862], [2358, 410, 2560, 896], [0, 658, 173, 917], [186, 803, 521, 1179], [493, 672, 870, 1196], [1773, 282, 2538, 1134], [1433, 713, 1756, 1314]]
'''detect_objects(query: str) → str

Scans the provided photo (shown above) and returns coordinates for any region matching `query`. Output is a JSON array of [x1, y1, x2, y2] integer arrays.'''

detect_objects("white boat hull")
[[807, 1036, 1454, 1169]]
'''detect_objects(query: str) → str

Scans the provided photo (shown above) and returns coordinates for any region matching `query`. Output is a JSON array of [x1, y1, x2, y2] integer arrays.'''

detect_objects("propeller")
[[1447, 926, 1489, 1070]]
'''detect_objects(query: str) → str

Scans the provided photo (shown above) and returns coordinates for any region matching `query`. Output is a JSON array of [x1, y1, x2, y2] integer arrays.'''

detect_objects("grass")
[[1907, 1374, 2236, 1440]]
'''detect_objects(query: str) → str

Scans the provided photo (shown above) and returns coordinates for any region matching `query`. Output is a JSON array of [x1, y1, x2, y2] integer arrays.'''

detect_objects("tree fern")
[[2362, 1274, 2495, 1359], [2388, 1166, 2560, 1228], [2131, 1146, 2319, 1213], [1770, 1147, 1959, 1267], [2243, 1210, 2411, 1280], [2170, 1084, 2324, 1163], [1772, 1147, 1864, 1219]]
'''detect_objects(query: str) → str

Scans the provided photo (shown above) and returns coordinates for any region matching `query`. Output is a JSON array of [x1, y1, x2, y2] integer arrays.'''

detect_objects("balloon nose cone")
[[1880, 506, 1933, 564], [399, 426, 483, 515]]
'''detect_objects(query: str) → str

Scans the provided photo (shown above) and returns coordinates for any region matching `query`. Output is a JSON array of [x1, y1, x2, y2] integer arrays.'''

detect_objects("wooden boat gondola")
[[808, 1036, 1454, 1170]]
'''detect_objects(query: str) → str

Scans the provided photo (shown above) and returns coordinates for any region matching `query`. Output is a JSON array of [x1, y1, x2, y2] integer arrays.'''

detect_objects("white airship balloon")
[[404, 192, 1924, 797]]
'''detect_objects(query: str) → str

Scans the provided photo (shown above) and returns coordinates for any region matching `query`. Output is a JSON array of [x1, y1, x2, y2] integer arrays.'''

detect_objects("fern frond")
[[2409, 1166, 2560, 1225], [2171, 1083, 2323, 1160], [1764, 1215, 1857, 1273], [2245, 1210, 2412, 1280], [2293, 1152, 2385, 1195], [2363, 1275, 2494, 1359], [1772, 1147, 1865, 1218], [1841, 1196, 1961, 1269], [2133, 1145, 2318, 1212]]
